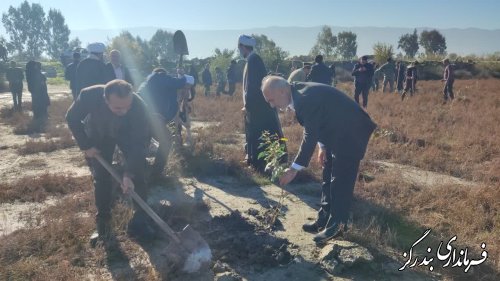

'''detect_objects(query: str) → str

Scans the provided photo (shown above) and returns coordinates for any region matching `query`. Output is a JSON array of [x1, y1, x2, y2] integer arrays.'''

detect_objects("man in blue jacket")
[[139, 68, 194, 178], [307, 55, 332, 85]]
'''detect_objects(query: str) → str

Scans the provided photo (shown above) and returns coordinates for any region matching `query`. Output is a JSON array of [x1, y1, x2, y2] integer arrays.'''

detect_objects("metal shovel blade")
[[173, 30, 189, 56]]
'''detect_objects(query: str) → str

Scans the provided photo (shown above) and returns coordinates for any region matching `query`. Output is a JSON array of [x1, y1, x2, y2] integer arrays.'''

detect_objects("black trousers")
[[318, 149, 360, 224], [354, 82, 370, 108], [10, 82, 23, 110], [86, 138, 148, 223], [443, 80, 454, 101], [227, 83, 236, 96]]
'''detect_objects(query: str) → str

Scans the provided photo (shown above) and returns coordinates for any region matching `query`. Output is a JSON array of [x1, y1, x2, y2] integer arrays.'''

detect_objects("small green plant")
[[258, 131, 288, 230], [258, 131, 288, 182]]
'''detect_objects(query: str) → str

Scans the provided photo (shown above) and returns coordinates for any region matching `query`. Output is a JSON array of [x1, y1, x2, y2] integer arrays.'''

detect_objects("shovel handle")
[[94, 154, 181, 244]]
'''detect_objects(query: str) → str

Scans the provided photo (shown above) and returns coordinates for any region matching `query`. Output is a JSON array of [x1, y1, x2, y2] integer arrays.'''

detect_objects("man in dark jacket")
[[138, 68, 192, 178], [66, 79, 152, 242], [105, 49, 133, 85], [226, 60, 237, 96], [352, 56, 374, 109], [6, 61, 24, 111], [64, 52, 81, 100], [75, 42, 110, 97], [239, 34, 287, 172], [262, 76, 377, 243], [202, 64, 212, 97], [307, 55, 332, 85]]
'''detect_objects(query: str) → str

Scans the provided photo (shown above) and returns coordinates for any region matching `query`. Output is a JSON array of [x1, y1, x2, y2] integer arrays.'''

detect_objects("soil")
[[0, 87, 447, 280]]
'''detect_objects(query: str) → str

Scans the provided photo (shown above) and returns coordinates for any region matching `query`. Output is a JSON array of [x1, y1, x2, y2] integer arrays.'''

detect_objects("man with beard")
[[238, 34, 287, 172]]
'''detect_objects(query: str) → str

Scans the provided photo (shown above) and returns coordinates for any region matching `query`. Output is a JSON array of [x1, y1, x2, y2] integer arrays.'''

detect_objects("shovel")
[[94, 154, 212, 273], [173, 30, 189, 68]]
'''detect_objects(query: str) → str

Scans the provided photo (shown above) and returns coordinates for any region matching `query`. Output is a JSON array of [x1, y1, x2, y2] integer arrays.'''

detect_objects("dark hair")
[[73, 52, 81, 59], [361, 55, 368, 61], [104, 79, 133, 99], [387, 57, 393, 62], [231, 59, 236, 64], [315, 55, 323, 63]]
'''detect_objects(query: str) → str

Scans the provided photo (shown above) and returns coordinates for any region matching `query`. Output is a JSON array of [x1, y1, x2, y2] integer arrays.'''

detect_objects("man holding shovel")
[[66, 79, 154, 243], [261, 76, 377, 243]]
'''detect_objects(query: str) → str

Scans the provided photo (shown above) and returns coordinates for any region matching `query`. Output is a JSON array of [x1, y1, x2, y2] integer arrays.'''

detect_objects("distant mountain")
[[70, 26, 500, 58]]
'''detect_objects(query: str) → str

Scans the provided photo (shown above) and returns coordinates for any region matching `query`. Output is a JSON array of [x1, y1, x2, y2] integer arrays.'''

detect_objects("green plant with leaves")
[[258, 131, 288, 182]]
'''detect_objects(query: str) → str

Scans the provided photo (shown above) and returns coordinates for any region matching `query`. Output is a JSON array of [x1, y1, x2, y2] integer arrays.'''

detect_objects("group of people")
[[4, 33, 456, 246], [6, 60, 50, 130], [201, 60, 238, 97]]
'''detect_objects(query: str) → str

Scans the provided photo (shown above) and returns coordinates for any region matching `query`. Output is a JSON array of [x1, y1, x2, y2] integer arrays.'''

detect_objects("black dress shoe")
[[313, 222, 343, 243], [302, 216, 328, 233]]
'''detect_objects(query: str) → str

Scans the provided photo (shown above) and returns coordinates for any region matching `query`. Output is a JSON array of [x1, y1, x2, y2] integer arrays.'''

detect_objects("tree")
[[310, 25, 337, 58], [252, 34, 289, 73], [336, 31, 357, 60], [68, 37, 82, 51], [419, 29, 447, 56], [398, 29, 419, 58], [2, 1, 47, 59], [45, 9, 70, 59], [210, 48, 235, 75], [372, 42, 394, 64], [0, 37, 7, 61], [149, 29, 176, 63]]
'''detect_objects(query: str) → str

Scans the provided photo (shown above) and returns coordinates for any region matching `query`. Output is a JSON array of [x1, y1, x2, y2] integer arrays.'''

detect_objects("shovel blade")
[[173, 30, 189, 56]]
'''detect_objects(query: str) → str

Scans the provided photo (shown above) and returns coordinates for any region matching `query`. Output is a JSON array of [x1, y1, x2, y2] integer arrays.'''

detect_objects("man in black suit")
[[261, 76, 377, 243], [352, 55, 374, 109], [238, 34, 287, 172], [64, 52, 81, 100], [75, 42, 110, 97], [307, 55, 332, 85], [105, 49, 133, 86]]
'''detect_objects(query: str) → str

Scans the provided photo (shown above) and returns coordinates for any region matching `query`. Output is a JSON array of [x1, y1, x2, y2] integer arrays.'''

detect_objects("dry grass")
[[17, 135, 75, 155], [0, 173, 92, 203]]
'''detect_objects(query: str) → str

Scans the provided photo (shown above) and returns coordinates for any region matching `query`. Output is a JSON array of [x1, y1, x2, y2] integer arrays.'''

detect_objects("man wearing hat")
[[64, 52, 81, 100], [288, 62, 312, 83], [238, 34, 287, 172], [352, 55, 374, 109], [75, 42, 110, 97]]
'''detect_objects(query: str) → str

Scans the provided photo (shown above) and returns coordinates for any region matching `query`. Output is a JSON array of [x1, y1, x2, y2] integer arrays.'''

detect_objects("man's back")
[[292, 82, 376, 161], [6, 67, 24, 83], [75, 58, 108, 95], [308, 63, 332, 85], [139, 72, 185, 121], [288, 68, 306, 83]]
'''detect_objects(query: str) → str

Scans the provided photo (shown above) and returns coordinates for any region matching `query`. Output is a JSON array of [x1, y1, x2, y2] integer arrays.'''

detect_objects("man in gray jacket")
[[262, 76, 376, 243]]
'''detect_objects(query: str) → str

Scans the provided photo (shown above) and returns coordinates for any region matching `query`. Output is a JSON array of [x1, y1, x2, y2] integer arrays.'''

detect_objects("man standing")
[[352, 56, 374, 109], [6, 61, 24, 111], [215, 67, 226, 96], [401, 61, 419, 100], [64, 52, 81, 100], [139, 68, 193, 178], [378, 57, 396, 93], [105, 49, 133, 85], [75, 42, 110, 97], [395, 61, 406, 93], [239, 34, 286, 172], [226, 60, 237, 96], [66, 79, 153, 242], [442, 58, 455, 103], [307, 55, 332, 85], [288, 62, 312, 83], [202, 64, 212, 97], [261, 76, 377, 243]]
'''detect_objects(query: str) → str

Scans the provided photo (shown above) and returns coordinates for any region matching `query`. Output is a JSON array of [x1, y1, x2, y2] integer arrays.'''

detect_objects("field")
[[0, 79, 498, 281]]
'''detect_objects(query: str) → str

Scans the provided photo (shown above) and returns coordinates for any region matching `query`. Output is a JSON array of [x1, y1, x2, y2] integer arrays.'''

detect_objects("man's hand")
[[279, 168, 298, 186], [121, 175, 135, 194], [84, 147, 100, 158], [317, 147, 326, 167]]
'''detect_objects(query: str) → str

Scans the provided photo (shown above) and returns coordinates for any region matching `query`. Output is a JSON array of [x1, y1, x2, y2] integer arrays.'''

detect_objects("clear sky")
[[0, 0, 500, 32]]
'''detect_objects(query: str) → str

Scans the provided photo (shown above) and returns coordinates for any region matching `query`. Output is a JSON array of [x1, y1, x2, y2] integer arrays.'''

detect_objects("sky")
[[1, 0, 500, 32]]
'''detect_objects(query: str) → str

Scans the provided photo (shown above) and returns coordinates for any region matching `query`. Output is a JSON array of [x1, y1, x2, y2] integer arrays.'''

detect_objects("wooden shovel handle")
[[94, 154, 181, 244]]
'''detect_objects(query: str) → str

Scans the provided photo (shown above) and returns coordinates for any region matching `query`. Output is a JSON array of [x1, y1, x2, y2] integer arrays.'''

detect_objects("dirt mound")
[[204, 211, 293, 269]]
